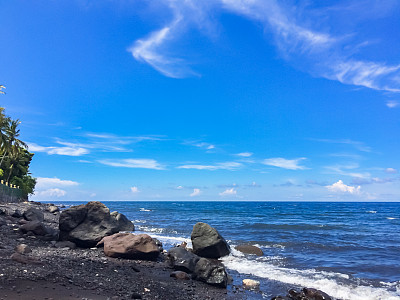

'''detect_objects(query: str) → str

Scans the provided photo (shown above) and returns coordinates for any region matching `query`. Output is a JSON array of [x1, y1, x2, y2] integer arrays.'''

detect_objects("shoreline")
[[0, 200, 261, 300]]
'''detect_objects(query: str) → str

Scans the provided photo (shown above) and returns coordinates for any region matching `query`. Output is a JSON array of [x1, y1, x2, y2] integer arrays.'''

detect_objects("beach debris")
[[191, 222, 230, 258], [97, 232, 160, 260], [235, 245, 263, 256], [242, 279, 260, 289]]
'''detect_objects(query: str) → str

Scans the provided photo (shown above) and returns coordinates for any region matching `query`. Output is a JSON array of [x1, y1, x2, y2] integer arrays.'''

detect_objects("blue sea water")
[[54, 201, 400, 300]]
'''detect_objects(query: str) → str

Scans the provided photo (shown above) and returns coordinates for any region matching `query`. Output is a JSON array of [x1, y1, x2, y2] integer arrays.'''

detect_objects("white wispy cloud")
[[219, 188, 237, 196], [38, 188, 67, 198], [190, 188, 201, 197], [325, 163, 370, 179], [28, 143, 89, 156], [130, 0, 400, 92], [177, 161, 242, 171], [98, 158, 164, 170], [385, 168, 398, 174], [386, 100, 399, 108], [262, 157, 307, 170], [326, 180, 361, 194], [312, 138, 372, 152], [36, 177, 79, 189], [235, 152, 253, 157]]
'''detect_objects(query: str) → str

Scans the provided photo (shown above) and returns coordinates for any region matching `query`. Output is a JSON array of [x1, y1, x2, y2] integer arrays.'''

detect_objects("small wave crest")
[[221, 254, 400, 300], [367, 211, 377, 214], [139, 208, 151, 212]]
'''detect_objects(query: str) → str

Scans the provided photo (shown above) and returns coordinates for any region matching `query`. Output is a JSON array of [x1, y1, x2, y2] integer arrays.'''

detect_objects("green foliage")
[[11, 175, 36, 199], [0, 105, 36, 198]]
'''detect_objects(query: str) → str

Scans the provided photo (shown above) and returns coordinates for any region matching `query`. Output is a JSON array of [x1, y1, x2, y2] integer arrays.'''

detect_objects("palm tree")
[[0, 119, 27, 178]]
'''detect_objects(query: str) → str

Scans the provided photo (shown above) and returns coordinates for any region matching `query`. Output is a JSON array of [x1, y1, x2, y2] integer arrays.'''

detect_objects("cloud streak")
[[177, 162, 242, 171], [263, 157, 307, 170], [130, 0, 400, 92], [99, 158, 165, 170]]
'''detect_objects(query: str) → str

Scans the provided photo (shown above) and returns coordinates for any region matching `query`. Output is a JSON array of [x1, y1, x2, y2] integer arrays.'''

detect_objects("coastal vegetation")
[[0, 88, 36, 198]]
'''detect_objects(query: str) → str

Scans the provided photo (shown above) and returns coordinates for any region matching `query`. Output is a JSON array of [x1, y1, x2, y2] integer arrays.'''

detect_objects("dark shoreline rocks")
[[59, 201, 134, 247], [191, 222, 230, 258]]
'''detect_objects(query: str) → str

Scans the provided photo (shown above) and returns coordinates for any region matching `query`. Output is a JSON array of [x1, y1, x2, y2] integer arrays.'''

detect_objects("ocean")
[[54, 201, 400, 300]]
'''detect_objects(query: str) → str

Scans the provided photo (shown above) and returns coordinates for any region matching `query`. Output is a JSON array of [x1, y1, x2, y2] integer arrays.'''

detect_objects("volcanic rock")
[[235, 245, 263, 256], [194, 257, 228, 288], [191, 222, 230, 258], [167, 247, 200, 273], [97, 232, 160, 260]]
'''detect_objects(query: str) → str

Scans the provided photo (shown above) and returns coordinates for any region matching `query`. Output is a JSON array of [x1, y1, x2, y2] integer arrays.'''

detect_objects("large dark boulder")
[[191, 222, 230, 258], [59, 201, 134, 248], [193, 257, 228, 288], [273, 288, 332, 300], [97, 233, 159, 260], [167, 247, 200, 273]]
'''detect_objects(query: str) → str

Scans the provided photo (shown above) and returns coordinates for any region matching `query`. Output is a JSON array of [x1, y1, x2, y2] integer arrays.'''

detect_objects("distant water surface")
[[53, 201, 400, 300]]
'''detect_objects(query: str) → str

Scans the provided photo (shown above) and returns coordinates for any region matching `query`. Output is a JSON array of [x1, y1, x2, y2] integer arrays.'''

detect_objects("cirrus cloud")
[[263, 157, 307, 170]]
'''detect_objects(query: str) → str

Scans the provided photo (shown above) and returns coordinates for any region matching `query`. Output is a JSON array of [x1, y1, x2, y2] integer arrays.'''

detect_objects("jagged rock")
[[110, 211, 134, 231], [11, 209, 23, 218], [167, 247, 200, 273], [191, 222, 230, 258], [235, 245, 263, 256], [193, 257, 228, 288], [97, 232, 160, 260], [242, 279, 260, 289], [48, 205, 59, 213], [23, 207, 44, 222], [59, 202, 134, 248], [0, 217, 6, 227], [15, 244, 32, 254], [170, 271, 190, 280]]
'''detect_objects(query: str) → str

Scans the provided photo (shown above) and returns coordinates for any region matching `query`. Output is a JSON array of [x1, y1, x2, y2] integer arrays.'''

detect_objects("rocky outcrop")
[[235, 245, 263, 256], [193, 257, 228, 288], [272, 288, 332, 300], [97, 232, 160, 260], [191, 222, 230, 258], [59, 202, 134, 248], [19, 220, 59, 240], [167, 247, 200, 273]]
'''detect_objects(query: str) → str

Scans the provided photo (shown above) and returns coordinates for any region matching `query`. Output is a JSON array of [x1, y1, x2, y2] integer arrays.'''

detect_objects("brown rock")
[[97, 233, 160, 260], [11, 252, 42, 265], [15, 244, 32, 254], [170, 271, 191, 280], [235, 245, 263, 256]]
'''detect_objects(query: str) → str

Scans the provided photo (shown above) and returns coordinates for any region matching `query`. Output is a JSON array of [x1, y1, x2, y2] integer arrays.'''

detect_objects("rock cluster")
[[59, 201, 134, 247], [167, 246, 229, 288]]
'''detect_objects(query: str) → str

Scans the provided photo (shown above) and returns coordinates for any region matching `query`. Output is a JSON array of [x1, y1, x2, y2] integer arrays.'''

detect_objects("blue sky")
[[1, 0, 399, 201]]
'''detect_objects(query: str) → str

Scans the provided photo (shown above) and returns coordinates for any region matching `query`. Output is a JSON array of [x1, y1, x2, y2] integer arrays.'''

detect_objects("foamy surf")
[[221, 254, 400, 300]]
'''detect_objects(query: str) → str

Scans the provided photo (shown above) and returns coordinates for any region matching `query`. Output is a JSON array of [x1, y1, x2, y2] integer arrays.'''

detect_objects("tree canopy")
[[0, 97, 36, 199]]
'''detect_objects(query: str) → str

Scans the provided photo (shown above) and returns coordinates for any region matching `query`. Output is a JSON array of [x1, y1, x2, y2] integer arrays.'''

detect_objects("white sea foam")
[[136, 225, 178, 234], [221, 254, 400, 300], [134, 219, 147, 223], [387, 217, 398, 220], [136, 232, 193, 248], [367, 211, 377, 214], [139, 208, 151, 212]]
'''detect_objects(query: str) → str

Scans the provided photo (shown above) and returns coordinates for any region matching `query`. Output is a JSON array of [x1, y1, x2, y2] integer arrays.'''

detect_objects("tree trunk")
[[6, 163, 13, 183]]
